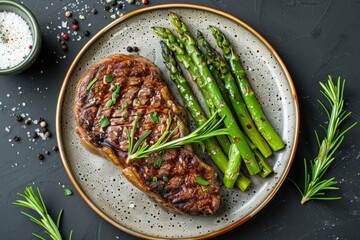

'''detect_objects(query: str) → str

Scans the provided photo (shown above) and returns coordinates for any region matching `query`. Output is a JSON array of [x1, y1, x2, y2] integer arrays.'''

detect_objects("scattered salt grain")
[[61, 21, 67, 28], [0, 11, 33, 69]]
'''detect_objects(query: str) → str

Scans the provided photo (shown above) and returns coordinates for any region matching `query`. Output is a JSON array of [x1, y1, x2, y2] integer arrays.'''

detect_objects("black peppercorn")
[[13, 136, 20, 142], [133, 46, 139, 52], [53, 146, 59, 152], [24, 119, 31, 125], [45, 150, 50, 155], [116, 3, 123, 8], [16, 115, 23, 122], [33, 132, 39, 139], [111, 0, 117, 6], [61, 43, 68, 51], [104, 5, 110, 11], [38, 154, 45, 160], [126, 46, 133, 52], [83, 30, 90, 37], [72, 19, 78, 25]]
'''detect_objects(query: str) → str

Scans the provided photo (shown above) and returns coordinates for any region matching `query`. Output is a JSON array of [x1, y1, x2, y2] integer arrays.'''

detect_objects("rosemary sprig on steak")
[[126, 112, 228, 163]]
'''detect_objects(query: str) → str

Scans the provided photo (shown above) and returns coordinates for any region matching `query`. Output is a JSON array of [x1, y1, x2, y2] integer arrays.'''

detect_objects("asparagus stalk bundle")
[[196, 31, 273, 158], [210, 26, 285, 151], [152, 27, 232, 154], [160, 41, 251, 191], [152, 12, 284, 189], [168, 12, 261, 177]]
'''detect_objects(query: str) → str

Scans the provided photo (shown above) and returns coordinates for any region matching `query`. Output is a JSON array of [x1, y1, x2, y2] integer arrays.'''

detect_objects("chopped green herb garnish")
[[123, 102, 128, 108], [133, 98, 139, 106], [115, 85, 121, 94], [154, 150, 165, 168], [100, 116, 111, 128], [203, 188, 209, 193], [104, 75, 113, 83], [196, 177, 209, 186], [86, 77, 98, 90], [152, 176, 158, 182], [163, 176, 168, 182], [64, 188, 73, 196], [150, 112, 160, 124], [123, 113, 129, 118], [112, 92, 119, 100], [111, 85, 117, 91], [106, 99, 114, 108], [106, 85, 121, 108]]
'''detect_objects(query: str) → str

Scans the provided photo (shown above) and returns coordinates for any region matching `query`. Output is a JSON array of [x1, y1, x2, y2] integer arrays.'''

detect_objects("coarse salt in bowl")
[[0, 0, 41, 75]]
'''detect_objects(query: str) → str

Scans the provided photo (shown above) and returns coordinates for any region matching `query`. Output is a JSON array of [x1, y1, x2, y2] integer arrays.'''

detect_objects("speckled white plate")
[[56, 4, 299, 239]]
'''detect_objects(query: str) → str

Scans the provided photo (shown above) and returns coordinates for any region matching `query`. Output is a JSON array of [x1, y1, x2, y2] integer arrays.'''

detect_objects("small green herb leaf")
[[123, 113, 129, 118], [154, 150, 165, 168], [86, 77, 98, 90], [104, 75, 113, 83], [106, 99, 115, 108], [115, 85, 121, 94], [64, 189, 73, 196], [150, 112, 160, 123], [112, 92, 119, 100], [152, 176, 158, 182], [196, 177, 209, 186], [100, 116, 110, 128], [132, 130, 153, 154], [133, 99, 139, 106], [163, 176, 168, 182], [203, 188, 209, 192]]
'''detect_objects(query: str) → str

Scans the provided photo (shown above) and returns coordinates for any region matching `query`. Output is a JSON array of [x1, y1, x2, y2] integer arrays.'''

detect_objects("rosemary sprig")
[[293, 76, 357, 204], [126, 112, 228, 163], [13, 186, 73, 240]]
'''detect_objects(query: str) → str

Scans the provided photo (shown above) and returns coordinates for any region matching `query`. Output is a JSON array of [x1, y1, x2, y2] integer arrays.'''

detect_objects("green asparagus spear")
[[160, 41, 250, 191], [168, 12, 260, 175], [197, 31, 273, 158], [254, 149, 273, 178], [153, 27, 232, 154], [210, 25, 285, 151], [224, 143, 241, 188], [242, 133, 273, 178]]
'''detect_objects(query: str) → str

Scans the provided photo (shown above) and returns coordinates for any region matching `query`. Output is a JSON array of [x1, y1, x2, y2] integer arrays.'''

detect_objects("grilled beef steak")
[[74, 54, 220, 215]]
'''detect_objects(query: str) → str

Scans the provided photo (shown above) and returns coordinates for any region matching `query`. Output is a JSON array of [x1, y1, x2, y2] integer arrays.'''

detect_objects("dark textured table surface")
[[1, 0, 360, 239]]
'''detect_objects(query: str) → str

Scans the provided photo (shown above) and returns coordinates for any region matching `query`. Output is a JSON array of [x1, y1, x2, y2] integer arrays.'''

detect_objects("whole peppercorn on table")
[[1, 0, 360, 239]]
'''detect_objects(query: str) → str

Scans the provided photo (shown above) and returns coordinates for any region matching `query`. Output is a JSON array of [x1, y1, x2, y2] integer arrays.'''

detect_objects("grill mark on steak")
[[74, 54, 220, 215]]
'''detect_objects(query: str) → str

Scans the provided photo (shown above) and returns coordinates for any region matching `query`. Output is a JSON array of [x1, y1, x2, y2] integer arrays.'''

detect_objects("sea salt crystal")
[[61, 21, 67, 28], [0, 11, 33, 69]]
